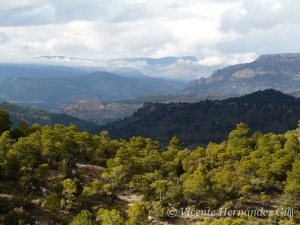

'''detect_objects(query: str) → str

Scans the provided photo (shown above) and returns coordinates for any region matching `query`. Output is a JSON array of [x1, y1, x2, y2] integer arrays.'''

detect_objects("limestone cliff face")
[[64, 102, 142, 125], [186, 53, 300, 95], [65, 103, 106, 111], [255, 53, 300, 64]]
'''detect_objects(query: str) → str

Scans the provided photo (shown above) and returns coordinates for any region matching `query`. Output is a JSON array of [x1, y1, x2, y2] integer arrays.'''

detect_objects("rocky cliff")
[[64, 102, 142, 125], [186, 53, 300, 95]]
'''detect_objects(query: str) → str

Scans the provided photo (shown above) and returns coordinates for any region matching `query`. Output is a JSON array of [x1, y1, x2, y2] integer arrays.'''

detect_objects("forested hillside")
[[0, 101, 97, 132], [0, 109, 299, 224], [100, 89, 300, 147]]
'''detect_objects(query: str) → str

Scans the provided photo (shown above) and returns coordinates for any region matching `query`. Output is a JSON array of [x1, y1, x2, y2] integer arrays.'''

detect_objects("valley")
[[1, 53, 300, 225], [2, 0, 300, 224]]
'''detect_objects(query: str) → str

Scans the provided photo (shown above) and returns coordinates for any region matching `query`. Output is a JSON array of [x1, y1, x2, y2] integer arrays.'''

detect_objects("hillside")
[[116, 92, 227, 104], [226, 89, 297, 102], [64, 92, 228, 125], [0, 110, 299, 225], [186, 53, 300, 95], [0, 101, 97, 131], [99, 89, 300, 146]]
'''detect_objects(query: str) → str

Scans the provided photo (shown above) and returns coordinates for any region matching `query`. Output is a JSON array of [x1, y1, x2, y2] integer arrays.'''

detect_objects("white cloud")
[[0, 32, 9, 43], [220, 0, 300, 32], [197, 52, 257, 66], [0, 0, 45, 11], [0, 0, 299, 79], [108, 59, 149, 69]]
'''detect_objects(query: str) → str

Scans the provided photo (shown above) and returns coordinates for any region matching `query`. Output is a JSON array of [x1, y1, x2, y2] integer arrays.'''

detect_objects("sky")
[[1, 0, 300, 70]]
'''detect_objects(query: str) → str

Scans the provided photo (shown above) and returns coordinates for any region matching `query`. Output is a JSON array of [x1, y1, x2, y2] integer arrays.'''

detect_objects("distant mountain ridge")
[[226, 89, 297, 102], [0, 63, 87, 80], [3, 53, 300, 115], [106, 56, 218, 80], [187, 53, 300, 95], [0, 71, 185, 112], [35, 55, 218, 80], [99, 89, 300, 147]]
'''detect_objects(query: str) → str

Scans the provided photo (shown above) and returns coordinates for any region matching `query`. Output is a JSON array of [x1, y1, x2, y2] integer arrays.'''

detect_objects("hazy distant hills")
[[186, 53, 300, 95], [99, 89, 300, 147], [0, 63, 87, 80], [107, 56, 217, 80], [0, 71, 185, 112], [3, 53, 300, 115], [36, 55, 217, 80]]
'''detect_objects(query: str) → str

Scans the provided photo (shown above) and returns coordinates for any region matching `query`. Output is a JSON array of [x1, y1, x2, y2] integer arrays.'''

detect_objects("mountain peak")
[[254, 53, 300, 63], [228, 89, 296, 102]]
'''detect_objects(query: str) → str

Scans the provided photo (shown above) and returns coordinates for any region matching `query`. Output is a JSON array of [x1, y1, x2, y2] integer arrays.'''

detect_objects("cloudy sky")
[[0, 0, 300, 68]]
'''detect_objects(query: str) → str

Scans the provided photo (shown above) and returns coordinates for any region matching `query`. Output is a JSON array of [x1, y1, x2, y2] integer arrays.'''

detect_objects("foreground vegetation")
[[0, 109, 299, 224]]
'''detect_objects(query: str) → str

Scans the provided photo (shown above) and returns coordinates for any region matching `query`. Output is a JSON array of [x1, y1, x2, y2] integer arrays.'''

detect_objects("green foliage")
[[18, 167, 39, 194], [96, 208, 125, 225], [78, 187, 97, 208], [150, 179, 173, 202], [284, 155, 300, 220], [182, 163, 211, 203], [198, 217, 267, 225], [1, 110, 300, 224], [62, 178, 78, 210], [36, 163, 50, 179], [69, 210, 97, 225], [42, 194, 61, 211], [279, 219, 297, 225], [0, 109, 11, 135], [148, 201, 169, 219], [126, 202, 149, 225], [3, 208, 32, 225]]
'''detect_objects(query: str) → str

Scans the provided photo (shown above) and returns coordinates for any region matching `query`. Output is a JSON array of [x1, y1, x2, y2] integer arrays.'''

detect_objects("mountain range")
[[2, 53, 300, 117], [106, 56, 207, 80], [35, 55, 218, 80], [0, 63, 88, 80]]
